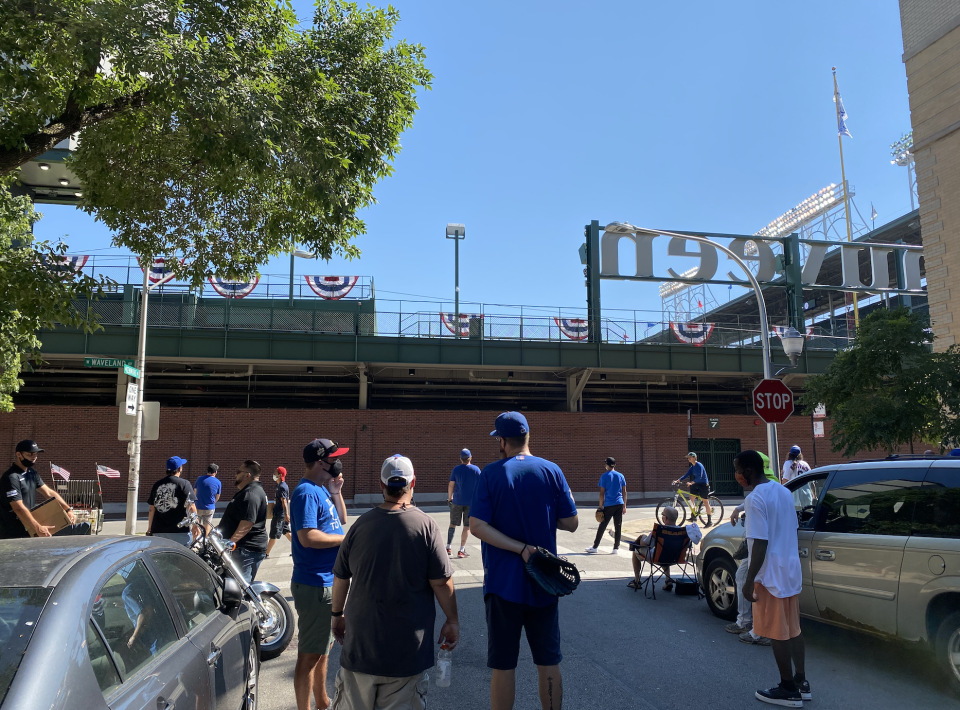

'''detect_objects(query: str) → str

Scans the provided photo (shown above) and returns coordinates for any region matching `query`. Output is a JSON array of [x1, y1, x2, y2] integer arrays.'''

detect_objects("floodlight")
[[604, 221, 637, 234], [446, 223, 465, 237], [39, 163, 49, 171], [293, 250, 315, 258], [58, 178, 69, 186], [781, 326, 804, 365]]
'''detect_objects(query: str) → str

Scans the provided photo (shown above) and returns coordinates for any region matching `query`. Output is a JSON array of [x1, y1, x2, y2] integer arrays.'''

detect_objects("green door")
[[687, 438, 742, 495]]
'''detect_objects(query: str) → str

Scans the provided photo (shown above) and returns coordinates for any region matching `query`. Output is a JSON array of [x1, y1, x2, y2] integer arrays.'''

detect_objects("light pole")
[[446, 224, 465, 336], [288, 249, 315, 305], [636, 228, 798, 475]]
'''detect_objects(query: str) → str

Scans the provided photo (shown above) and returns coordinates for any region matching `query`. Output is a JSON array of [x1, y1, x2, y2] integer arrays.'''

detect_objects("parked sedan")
[[695, 458, 960, 693], [0, 535, 259, 710]]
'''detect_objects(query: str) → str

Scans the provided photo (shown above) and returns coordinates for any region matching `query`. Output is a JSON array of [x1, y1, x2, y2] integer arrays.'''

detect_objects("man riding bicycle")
[[673, 452, 712, 526]]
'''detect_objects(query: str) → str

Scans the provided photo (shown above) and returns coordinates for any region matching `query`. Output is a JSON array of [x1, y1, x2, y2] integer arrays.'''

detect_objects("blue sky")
[[34, 0, 913, 319]]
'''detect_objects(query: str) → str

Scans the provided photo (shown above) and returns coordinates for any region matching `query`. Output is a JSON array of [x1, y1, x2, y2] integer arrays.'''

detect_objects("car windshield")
[[0, 587, 52, 706]]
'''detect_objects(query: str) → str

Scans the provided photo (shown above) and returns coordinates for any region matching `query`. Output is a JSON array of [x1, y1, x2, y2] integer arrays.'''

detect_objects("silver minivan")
[[695, 458, 960, 693]]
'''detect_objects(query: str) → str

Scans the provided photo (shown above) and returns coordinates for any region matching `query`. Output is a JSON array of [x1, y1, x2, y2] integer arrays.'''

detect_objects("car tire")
[[934, 610, 960, 695], [259, 591, 294, 661], [704, 555, 739, 621], [245, 641, 260, 710]]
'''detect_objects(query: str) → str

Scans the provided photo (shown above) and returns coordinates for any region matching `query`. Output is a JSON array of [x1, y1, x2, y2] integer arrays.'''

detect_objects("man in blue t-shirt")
[[585, 456, 628, 554], [469, 412, 578, 710], [290, 438, 347, 710], [194, 464, 222, 533], [446, 448, 481, 558], [675, 451, 713, 524]]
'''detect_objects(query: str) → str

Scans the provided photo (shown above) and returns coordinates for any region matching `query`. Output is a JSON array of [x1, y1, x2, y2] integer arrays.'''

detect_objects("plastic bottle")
[[435, 645, 452, 687]]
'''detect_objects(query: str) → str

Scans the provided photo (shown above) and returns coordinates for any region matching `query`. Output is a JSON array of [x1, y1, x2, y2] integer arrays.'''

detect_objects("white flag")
[[871, 203, 878, 221]]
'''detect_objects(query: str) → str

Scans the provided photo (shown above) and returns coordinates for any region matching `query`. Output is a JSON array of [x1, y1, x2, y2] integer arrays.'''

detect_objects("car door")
[[150, 550, 248, 710], [86, 557, 209, 710], [810, 464, 929, 635], [786, 471, 831, 617]]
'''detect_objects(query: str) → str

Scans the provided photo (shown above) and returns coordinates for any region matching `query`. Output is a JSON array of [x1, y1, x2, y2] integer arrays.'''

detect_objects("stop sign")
[[752, 379, 795, 424]]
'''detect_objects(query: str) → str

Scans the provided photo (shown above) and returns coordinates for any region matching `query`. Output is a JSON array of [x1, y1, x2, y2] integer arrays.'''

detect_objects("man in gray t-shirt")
[[331, 455, 459, 710]]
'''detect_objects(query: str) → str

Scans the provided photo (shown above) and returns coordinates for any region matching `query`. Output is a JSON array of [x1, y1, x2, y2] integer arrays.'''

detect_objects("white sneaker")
[[611, 548, 620, 555], [584, 546, 598, 553]]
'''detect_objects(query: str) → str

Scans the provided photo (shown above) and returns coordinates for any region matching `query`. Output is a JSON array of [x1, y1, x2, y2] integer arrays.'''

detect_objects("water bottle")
[[435, 645, 452, 687]]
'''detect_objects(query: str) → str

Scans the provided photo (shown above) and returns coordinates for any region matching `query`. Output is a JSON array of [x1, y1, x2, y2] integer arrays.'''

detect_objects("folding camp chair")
[[629, 523, 697, 599]]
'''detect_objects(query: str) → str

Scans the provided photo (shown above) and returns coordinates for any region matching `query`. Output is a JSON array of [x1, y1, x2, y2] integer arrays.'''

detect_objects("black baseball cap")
[[605, 457, 616, 466], [303, 438, 350, 463], [15, 440, 43, 454]]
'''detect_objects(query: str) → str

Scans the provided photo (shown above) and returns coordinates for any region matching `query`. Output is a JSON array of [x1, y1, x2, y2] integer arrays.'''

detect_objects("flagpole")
[[833, 66, 859, 328]]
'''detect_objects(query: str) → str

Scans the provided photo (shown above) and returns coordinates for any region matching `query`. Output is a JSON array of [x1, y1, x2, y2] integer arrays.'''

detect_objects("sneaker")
[[755, 684, 802, 707], [725, 622, 751, 634], [739, 631, 772, 646], [446, 546, 452, 556], [705, 516, 712, 527], [457, 549, 468, 558], [584, 546, 598, 553], [795, 679, 811, 701], [611, 548, 620, 555]]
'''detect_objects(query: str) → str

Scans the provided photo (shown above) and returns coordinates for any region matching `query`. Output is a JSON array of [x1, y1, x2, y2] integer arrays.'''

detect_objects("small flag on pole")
[[50, 463, 70, 481], [871, 203, 878, 221], [835, 90, 852, 138], [97, 464, 121, 479]]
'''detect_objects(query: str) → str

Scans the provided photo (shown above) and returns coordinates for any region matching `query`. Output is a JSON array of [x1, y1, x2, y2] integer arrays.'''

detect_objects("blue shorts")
[[484, 593, 562, 670]]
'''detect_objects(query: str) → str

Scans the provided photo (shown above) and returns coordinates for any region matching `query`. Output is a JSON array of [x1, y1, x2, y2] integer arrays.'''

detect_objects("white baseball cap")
[[381, 455, 415, 486]]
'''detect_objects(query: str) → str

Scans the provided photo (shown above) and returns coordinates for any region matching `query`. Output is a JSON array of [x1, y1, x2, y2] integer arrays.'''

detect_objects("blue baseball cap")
[[490, 412, 529, 438], [460, 449, 471, 458], [166, 456, 187, 470], [789, 445, 802, 456]]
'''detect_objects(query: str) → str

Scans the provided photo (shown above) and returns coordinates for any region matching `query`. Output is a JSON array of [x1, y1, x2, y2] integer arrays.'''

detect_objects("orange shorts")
[[752, 583, 801, 641]]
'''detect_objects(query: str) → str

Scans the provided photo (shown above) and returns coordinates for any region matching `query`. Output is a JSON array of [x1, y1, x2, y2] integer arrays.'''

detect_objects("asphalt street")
[[244, 506, 956, 710]]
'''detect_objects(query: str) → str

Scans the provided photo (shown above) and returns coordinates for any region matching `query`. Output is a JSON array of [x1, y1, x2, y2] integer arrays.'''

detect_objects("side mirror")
[[221, 577, 243, 619]]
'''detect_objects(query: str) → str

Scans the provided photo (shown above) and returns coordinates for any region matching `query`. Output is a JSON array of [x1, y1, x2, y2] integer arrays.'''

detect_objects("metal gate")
[[687, 438, 742, 496]]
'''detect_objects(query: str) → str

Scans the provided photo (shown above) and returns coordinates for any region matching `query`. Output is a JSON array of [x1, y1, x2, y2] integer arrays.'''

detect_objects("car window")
[[789, 474, 828, 529], [90, 559, 178, 680], [817, 468, 926, 536], [151, 552, 219, 630], [912, 469, 960, 539], [86, 621, 122, 697], [0, 587, 51, 707]]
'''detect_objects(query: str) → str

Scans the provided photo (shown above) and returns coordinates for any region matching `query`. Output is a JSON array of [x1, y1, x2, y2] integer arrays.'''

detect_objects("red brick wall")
[[0, 406, 890, 504]]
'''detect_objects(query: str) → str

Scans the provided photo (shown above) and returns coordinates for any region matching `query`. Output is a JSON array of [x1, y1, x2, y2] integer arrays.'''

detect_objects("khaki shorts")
[[291, 582, 333, 655], [752, 583, 801, 641], [197, 510, 215, 526], [332, 668, 428, 710], [449, 504, 470, 526]]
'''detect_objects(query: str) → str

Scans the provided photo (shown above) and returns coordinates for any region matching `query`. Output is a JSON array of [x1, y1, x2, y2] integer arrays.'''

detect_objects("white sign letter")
[[666, 238, 718, 280]]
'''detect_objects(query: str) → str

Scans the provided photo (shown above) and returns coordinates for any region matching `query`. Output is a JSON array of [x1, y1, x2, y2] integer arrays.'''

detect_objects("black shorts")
[[484, 593, 562, 670], [689, 482, 710, 499], [269, 516, 290, 539]]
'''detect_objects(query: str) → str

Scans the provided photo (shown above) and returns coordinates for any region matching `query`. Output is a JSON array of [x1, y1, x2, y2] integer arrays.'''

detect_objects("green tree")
[[1, 0, 431, 283], [801, 307, 960, 455], [0, 177, 108, 412]]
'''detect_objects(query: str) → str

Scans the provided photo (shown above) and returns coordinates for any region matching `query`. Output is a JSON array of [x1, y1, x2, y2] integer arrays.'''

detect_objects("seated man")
[[628, 506, 679, 591]]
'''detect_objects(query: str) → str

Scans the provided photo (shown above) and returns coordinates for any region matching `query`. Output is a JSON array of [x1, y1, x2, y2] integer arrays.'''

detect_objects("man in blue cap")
[[469, 412, 579, 710], [446, 448, 481, 558], [146, 456, 197, 544]]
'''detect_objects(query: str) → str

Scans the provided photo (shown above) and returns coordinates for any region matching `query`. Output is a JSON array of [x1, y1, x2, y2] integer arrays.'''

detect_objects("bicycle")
[[656, 485, 724, 527]]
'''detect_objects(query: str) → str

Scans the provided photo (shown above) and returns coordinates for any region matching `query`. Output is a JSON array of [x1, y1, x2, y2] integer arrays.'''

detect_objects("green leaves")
[[800, 307, 960, 455]]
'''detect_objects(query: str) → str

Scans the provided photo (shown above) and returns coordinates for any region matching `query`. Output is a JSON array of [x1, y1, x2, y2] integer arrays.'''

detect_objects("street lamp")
[[781, 326, 805, 366], [445, 224, 465, 335], [289, 249, 315, 305]]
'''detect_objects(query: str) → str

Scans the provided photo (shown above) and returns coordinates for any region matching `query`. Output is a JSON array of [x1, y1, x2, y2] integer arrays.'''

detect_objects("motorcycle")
[[179, 512, 294, 660]]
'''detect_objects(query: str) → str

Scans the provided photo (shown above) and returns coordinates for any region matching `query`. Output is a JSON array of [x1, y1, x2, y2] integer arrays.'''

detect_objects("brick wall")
[[0, 406, 876, 505], [900, 0, 960, 59]]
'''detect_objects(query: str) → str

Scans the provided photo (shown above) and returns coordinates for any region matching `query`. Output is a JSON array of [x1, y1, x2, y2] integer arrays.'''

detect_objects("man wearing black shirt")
[[0, 440, 89, 538], [219, 459, 268, 582], [146, 456, 198, 544]]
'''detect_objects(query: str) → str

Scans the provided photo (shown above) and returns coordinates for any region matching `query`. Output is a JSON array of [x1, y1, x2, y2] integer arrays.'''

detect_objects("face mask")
[[273, 475, 279, 483], [328, 460, 343, 477]]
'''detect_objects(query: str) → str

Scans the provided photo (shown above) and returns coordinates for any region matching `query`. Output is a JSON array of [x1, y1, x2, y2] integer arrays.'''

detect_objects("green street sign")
[[708, 417, 720, 429], [84, 357, 135, 368], [123, 364, 141, 379]]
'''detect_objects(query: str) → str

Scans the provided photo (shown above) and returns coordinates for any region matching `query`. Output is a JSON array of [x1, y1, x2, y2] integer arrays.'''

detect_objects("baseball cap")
[[460, 448, 471, 458], [303, 438, 350, 463], [381, 455, 415, 486], [15, 440, 43, 453], [167, 456, 188, 470], [490, 412, 529, 438], [789, 445, 802, 456], [276, 466, 287, 479], [207, 463, 219, 473], [758, 452, 777, 482], [686, 452, 697, 458], [605, 456, 616, 466]]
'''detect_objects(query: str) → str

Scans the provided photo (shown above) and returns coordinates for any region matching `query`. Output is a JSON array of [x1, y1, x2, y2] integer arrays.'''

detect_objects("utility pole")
[[446, 224, 466, 336]]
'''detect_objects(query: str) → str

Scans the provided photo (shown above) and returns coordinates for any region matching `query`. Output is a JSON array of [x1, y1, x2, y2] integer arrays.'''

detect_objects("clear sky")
[[33, 0, 913, 320]]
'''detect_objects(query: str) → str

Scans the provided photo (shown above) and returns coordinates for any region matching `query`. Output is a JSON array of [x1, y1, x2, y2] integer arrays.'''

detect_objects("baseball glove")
[[525, 547, 581, 597], [595, 507, 605, 523]]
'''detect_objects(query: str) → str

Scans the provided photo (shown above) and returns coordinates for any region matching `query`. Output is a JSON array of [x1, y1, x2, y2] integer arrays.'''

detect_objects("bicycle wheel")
[[657, 497, 686, 526], [697, 497, 724, 527]]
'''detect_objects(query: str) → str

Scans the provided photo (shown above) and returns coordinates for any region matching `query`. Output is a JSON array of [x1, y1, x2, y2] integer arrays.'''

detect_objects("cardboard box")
[[30, 497, 71, 537]]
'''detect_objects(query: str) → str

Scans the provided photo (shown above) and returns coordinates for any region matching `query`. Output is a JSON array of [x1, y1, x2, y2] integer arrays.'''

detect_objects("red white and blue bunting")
[[440, 313, 482, 336], [670, 321, 715, 346], [555, 318, 589, 341], [139, 257, 182, 284], [305, 276, 359, 300], [43, 255, 89, 272], [773, 325, 815, 339], [208, 275, 260, 299]]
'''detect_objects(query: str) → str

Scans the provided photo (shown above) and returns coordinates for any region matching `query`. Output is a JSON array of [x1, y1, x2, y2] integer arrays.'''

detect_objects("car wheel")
[[704, 555, 739, 621], [935, 610, 960, 695], [245, 642, 259, 710]]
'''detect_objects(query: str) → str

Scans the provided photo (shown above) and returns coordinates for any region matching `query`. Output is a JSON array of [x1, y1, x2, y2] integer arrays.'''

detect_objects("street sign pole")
[[125, 266, 150, 536]]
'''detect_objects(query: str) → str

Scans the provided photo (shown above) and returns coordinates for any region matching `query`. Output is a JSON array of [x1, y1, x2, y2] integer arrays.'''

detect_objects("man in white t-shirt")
[[736, 450, 808, 708], [781, 445, 811, 484]]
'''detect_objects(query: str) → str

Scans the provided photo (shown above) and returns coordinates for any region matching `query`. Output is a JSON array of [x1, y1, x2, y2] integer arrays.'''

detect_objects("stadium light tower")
[[446, 224, 465, 336], [891, 132, 917, 211], [289, 249, 315, 305]]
